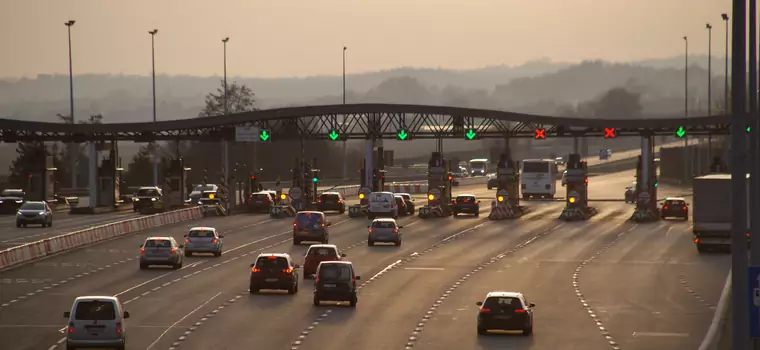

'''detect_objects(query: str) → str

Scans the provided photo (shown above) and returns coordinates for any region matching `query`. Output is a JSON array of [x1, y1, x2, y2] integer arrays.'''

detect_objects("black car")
[[452, 194, 480, 216], [16, 201, 53, 228], [487, 176, 498, 190], [249, 192, 274, 213], [0, 189, 26, 214], [476, 292, 534, 335], [133, 187, 163, 213], [313, 261, 360, 307], [249, 253, 300, 294], [661, 197, 689, 220], [396, 193, 415, 215], [316, 192, 346, 214], [394, 195, 409, 216]]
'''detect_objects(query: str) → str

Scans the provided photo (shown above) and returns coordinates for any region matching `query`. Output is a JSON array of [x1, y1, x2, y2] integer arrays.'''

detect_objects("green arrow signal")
[[259, 130, 270, 141], [675, 126, 686, 138], [397, 129, 409, 140], [748, 126, 752, 133], [328, 129, 340, 141], [465, 129, 477, 140]]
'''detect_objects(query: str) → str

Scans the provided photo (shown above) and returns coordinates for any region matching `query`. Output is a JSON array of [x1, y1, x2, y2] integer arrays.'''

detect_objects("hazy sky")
[[0, 0, 730, 79]]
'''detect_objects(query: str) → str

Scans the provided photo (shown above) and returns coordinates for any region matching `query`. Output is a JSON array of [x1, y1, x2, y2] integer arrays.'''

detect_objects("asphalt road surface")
[[0, 172, 729, 350]]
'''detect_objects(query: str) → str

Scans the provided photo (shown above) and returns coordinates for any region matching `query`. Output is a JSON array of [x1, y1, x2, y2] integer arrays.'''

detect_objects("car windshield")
[[320, 194, 340, 201], [372, 221, 397, 229], [19, 202, 44, 210], [144, 239, 173, 248], [255, 256, 289, 269], [456, 196, 476, 202], [188, 230, 215, 237], [295, 213, 324, 229], [252, 194, 270, 200], [195, 185, 216, 192], [136, 188, 160, 196], [483, 297, 523, 309], [308, 247, 338, 258], [1, 190, 24, 197], [319, 264, 353, 281], [74, 300, 116, 320]]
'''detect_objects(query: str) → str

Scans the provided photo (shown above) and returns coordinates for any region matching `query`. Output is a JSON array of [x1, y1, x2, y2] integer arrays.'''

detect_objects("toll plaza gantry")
[[0, 103, 731, 214]]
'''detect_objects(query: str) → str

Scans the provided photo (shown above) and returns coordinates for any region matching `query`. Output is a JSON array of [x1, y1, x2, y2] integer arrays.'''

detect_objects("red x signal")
[[604, 128, 616, 138], [534, 128, 546, 140]]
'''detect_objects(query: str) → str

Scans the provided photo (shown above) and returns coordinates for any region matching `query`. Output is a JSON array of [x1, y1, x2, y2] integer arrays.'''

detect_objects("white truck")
[[692, 174, 750, 253]]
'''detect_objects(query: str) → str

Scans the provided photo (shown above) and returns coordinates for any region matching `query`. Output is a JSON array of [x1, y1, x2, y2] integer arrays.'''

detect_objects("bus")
[[520, 159, 559, 199], [469, 159, 489, 176]]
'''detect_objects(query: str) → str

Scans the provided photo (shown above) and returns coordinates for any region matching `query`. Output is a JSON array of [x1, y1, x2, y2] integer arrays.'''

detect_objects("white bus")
[[469, 159, 489, 176], [520, 159, 559, 199]]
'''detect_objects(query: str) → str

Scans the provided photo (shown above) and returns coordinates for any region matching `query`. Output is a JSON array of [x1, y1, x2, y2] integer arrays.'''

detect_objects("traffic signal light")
[[312, 176, 318, 183], [604, 128, 616, 138], [534, 128, 546, 140], [249, 175, 257, 190], [447, 175, 453, 181]]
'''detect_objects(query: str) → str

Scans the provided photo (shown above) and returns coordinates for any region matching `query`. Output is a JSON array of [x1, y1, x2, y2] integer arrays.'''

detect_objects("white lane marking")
[[113, 271, 174, 297], [404, 267, 444, 271], [145, 291, 222, 350], [632, 332, 689, 337], [368, 260, 403, 281]]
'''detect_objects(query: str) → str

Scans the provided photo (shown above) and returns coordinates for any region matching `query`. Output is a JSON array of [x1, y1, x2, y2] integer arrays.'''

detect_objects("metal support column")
[[364, 139, 374, 191], [573, 137, 579, 154], [749, 1, 760, 348], [223, 141, 229, 191], [87, 143, 97, 208]]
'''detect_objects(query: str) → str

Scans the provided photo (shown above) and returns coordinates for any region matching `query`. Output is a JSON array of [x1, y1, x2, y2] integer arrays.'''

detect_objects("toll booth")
[[97, 157, 117, 207], [419, 152, 453, 218], [559, 153, 597, 221], [489, 153, 526, 219], [630, 155, 660, 222], [163, 159, 188, 209]]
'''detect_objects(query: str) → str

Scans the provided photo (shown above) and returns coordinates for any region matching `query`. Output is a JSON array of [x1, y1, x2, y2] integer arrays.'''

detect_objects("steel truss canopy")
[[0, 103, 732, 142]]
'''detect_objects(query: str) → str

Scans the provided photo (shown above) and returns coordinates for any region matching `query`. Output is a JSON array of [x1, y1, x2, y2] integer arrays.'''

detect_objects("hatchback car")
[[396, 193, 415, 215], [183, 227, 224, 257], [394, 195, 409, 216], [303, 244, 346, 278], [15, 201, 53, 228], [139, 237, 184, 269], [476, 291, 534, 335], [452, 194, 480, 216], [317, 192, 347, 214], [293, 211, 331, 245], [249, 253, 300, 294], [661, 197, 689, 220], [313, 261, 361, 307], [63, 296, 130, 350], [249, 192, 274, 213], [367, 218, 403, 246]]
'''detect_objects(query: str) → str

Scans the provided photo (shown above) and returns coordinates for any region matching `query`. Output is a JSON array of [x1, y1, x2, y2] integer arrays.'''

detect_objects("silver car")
[[63, 296, 130, 350], [139, 237, 184, 269], [16, 201, 53, 228], [183, 227, 224, 257], [367, 218, 403, 246]]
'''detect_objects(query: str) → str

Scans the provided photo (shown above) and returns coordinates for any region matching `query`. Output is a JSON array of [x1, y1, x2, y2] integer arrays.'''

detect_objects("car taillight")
[[479, 308, 491, 313], [401, 202, 405, 206], [212, 238, 218, 243], [140, 248, 145, 255], [452, 200, 457, 205], [663, 205, 668, 210], [321, 223, 325, 227], [318, 200, 322, 203], [337, 199, 342, 203], [682, 206, 687, 211], [283, 268, 293, 274], [252, 267, 261, 273], [170, 248, 176, 255], [116, 322, 122, 333], [368, 228, 373, 233], [293, 223, 297, 227], [514, 309, 526, 313], [185, 238, 190, 243], [68, 323, 75, 333], [393, 229, 398, 233], [694, 238, 701, 244]]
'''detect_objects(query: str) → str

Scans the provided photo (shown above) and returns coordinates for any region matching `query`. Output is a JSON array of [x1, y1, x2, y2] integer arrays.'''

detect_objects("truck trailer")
[[691, 173, 750, 253]]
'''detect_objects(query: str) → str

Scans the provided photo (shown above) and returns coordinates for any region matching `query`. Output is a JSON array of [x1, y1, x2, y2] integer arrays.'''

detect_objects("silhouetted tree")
[[198, 81, 258, 117], [593, 87, 642, 118], [8, 142, 47, 189], [122, 144, 157, 187]]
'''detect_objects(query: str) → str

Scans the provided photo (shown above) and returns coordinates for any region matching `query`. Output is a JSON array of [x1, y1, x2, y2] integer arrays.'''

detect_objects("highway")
[[0, 171, 729, 350]]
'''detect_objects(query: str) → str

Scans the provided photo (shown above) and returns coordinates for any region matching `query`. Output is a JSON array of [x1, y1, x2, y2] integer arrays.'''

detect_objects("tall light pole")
[[722, 13, 730, 112], [221, 37, 230, 195], [707, 23, 713, 116], [149, 29, 159, 187], [65, 20, 77, 188], [342, 46, 348, 180], [683, 36, 689, 118], [222, 37, 229, 115]]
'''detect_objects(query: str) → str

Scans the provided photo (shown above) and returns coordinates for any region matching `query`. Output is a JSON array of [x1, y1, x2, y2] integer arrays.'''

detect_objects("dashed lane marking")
[[146, 291, 222, 349], [678, 271, 716, 310]]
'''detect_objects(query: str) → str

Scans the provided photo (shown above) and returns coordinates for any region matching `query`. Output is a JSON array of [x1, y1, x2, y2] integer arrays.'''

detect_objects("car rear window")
[[456, 196, 476, 202], [74, 300, 117, 320], [371, 221, 396, 229], [144, 239, 173, 248], [320, 194, 339, 200], [188, 230, 215, 237], [295, 213, 324, 229], [665, 200, 685, 206], [308, 247, 338, 257], [255, 256, 289, 269], [137, 188, 159, 196], [252, 194, 270, 200], [318, 264, 353, 281], [1, 190, 24, 197], [399, 194, 411, 201], [523, 162, 549, 173], [483, 297, 523, 309]]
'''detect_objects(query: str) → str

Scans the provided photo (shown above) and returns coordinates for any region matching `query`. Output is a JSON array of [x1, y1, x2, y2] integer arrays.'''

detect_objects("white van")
[[520, 159, 559, 199], [368, 191, 398, 220], [63, 295, 130, 350]]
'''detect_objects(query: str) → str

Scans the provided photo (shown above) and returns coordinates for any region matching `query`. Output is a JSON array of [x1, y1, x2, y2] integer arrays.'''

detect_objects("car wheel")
[[139, 263, 148, 270], [522, 326, 533, 336], [696, 244, 706, 253], [173, 262, 182, 270], [16, 222, 21, 228], [349, 295, 357, 307], [250, 286, 259, 294], [477, 327, 487, 335], [293, 237, 301, 245], [22, 224, 27, 228], [313, 296, 320, 306], [395, 240, 401, 247], [184, 251, 192, 257], [368, 239, 374, 247], [288, 283, 297, 294]]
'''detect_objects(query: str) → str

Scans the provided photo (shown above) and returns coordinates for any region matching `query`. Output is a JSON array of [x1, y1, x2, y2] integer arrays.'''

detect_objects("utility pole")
[[149, 29, 159, 187], [65, 20, 77, 188], [342, 46, 348, 180]]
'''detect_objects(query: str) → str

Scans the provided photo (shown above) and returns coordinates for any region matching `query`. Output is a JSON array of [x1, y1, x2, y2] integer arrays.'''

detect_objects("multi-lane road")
[[0, 171, 730, 350]]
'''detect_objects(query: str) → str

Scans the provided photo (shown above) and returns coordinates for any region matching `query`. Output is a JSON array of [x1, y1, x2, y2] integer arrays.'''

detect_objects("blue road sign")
[[749, 266, 760, 337]]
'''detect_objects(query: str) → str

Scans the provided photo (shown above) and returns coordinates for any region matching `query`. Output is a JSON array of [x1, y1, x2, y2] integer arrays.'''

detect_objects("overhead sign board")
[[235, 126, 261, 142]]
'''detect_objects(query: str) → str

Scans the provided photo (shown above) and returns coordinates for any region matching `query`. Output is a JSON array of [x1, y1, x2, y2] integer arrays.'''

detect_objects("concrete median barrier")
[[0, 206, 204, 271], [698, 271, 732, 350]]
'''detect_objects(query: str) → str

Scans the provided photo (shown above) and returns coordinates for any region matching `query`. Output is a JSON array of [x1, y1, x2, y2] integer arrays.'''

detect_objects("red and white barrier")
[[0, 207, 204, 270], [384, 183, 429, 194]]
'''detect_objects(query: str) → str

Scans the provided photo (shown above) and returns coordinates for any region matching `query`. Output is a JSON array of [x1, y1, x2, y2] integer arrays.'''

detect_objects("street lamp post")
[[65, 20, 77, 188], [221, 37, 231, 198], [707, 23, 713, 116], [149, 29, 158, 187], [342, 46, 348, 180], [683, 36, 689, 118], [722, 13, 730, 111]]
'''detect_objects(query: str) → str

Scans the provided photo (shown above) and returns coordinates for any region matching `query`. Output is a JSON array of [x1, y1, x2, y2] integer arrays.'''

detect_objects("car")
[[661, 197, 689, 220], [476, 291, 534, 335], [452, 194, 480, 216], [133, 186, 164, 213], [317, 192, 347, 214], [15, 201, 53, 228], [249, 253, 300, 294], [63, 295, 130, 350], [0, 188, 26, 214], [293, 211, 332, 245], [302, 244, 346, 278], [561, 170, 568, 187], [394, 195, 409, 216], [555, 156, 566, 166], [313, 261, 360, 307], [139, 237, 184, 269], [624, 182, 637, 203], [188, 184, 218, 203], [396, 193, 416, 215], [487, 175, 498, 190], [183, 227, 224, 256], [248, 191, 274, 213], [367, 191, 398, 220], [367, 218, 403, 246]]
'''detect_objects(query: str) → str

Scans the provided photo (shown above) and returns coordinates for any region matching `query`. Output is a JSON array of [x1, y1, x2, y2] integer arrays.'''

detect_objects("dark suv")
[[313, 261, 361, 307], [452, 194, 480, 216], [249, 192, 274, 213], [249, 253, 300, 294], [476, 292, 534, 335], [293, 211, 331, 245], [317, 192, 346, 214]]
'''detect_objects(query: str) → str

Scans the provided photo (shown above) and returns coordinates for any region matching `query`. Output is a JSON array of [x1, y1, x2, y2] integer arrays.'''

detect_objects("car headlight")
[[39, 211, 45, 215], [134, 198, 140, 202], [15, 200, 23, 203], [151, 197, 157, 202], [16, 211, 21, 216], [198, 201, 203, 205]]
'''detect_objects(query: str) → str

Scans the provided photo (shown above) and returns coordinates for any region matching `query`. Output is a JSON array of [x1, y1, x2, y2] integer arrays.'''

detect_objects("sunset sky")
[[0, 0, 731, 78]]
